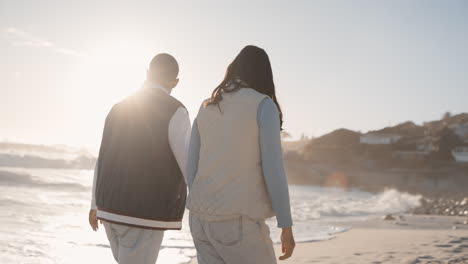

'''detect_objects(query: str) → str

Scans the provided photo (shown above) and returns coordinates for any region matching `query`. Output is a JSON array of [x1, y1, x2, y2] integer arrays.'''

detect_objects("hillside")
[[283, 113, 468, 195], [306, 128, 360, 147], [370, 121, 425, 137], [425, 113, 468, 130]]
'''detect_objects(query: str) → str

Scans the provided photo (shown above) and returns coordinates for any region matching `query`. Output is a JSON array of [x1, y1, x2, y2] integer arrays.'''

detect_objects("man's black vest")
[[95, 87, 186, 229]]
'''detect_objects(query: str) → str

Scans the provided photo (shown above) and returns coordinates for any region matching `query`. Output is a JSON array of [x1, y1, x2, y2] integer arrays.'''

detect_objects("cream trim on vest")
[[97, 209, 182, 230]]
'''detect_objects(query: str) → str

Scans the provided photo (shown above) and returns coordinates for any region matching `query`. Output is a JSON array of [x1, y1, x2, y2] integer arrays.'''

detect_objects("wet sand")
[[190, 215, 468, 263]]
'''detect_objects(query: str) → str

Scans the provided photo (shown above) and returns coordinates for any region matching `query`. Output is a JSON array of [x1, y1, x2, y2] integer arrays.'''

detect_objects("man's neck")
[[145, 80, 172, 94]]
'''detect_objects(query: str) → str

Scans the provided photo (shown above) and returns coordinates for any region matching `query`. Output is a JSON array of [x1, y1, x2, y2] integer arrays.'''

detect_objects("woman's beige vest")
[[187, 88, 275, 220]]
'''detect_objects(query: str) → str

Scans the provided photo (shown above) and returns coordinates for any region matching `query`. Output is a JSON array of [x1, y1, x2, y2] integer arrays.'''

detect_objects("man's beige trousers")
[[103, 221, 164, 264]]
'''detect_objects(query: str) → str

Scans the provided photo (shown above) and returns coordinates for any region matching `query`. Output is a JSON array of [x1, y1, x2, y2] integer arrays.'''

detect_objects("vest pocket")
[[189, 214, 210, 243], [207, 216, 243, 246], [256, 220, 272, 242]]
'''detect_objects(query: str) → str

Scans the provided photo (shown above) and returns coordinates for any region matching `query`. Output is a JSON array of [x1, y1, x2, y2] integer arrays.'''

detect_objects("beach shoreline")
[[189, 215, 468, 264]]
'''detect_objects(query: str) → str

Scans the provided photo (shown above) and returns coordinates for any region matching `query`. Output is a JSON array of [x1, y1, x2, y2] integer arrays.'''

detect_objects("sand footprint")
[[434, 244, 453, 248]]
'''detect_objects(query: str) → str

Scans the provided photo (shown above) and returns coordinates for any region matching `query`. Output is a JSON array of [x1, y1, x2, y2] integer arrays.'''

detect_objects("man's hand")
[[279, 227, 295, 261], [89, 209, 99, 231]]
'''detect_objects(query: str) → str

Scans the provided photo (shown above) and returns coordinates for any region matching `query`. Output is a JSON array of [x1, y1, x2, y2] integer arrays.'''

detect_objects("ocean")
[[0, 166, 422, 264]]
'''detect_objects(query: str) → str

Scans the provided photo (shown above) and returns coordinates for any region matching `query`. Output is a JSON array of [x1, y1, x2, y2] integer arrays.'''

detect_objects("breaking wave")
[[0, 170, 89, 191]]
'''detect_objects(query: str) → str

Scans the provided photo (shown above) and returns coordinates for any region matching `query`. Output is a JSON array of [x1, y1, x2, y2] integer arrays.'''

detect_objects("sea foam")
[[0, 168, 423, 264]]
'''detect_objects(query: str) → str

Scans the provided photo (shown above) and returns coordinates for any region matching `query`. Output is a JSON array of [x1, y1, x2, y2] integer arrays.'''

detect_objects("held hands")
[[279, 227, 295, 261], [89, 209, 99, 231]]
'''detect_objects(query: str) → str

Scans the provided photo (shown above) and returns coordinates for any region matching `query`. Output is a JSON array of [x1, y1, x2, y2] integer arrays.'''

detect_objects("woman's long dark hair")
[[205, 45, 284, 130]]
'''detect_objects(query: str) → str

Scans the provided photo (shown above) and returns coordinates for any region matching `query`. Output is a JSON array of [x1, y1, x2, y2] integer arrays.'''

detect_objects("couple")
[[89, 45, 295, 264]]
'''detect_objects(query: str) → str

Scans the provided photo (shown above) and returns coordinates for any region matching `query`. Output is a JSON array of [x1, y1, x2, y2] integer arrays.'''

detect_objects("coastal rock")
[[383, 214, 396, 220], [461, 198, 467, 206], [412, 195, 468, 217]]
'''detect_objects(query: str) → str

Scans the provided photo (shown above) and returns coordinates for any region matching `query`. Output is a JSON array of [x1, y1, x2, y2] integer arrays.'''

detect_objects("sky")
[[1, 0, 467, 152]]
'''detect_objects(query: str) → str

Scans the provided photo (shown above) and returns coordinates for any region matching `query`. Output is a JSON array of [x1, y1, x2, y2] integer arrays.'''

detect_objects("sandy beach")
[[190, 215, 468, 264]]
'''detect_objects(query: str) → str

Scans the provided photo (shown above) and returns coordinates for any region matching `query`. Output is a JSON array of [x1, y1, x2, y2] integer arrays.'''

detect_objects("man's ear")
[[171, 78, 179, 88]]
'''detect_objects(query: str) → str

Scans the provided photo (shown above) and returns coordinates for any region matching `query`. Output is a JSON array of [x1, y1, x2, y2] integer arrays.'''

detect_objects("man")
[[88, 53, 190, 264]]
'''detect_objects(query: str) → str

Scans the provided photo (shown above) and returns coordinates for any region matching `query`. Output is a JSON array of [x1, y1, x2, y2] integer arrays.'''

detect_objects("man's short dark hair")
[[148, 53, 179, 83]]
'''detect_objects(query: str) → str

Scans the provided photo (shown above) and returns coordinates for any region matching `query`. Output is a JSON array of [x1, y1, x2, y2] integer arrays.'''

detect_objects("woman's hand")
[[89, 209, 99, 231], [279, 227, 295, 260]]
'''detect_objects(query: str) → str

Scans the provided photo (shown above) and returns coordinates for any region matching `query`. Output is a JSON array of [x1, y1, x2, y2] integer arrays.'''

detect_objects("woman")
[[186, 45, 295, 264]]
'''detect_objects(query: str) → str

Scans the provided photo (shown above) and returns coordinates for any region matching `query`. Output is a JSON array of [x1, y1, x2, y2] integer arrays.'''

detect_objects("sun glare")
[[69, 41, 153, 150], [81, 47, 148, 102]]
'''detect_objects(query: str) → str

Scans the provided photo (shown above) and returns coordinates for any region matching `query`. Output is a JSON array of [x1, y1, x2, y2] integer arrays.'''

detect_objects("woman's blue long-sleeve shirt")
[[186, 98, 293, 228]]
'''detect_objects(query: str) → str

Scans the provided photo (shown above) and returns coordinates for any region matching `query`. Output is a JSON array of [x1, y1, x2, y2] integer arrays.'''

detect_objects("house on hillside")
[[390, 136, 433, 161], [360, 133, 402, 145], [448, 122, 468, 163], [361, 121, 426, 145], [425, 113, 468, 140], [452, 146, 468, 163], [449, 122, 468, 143]]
